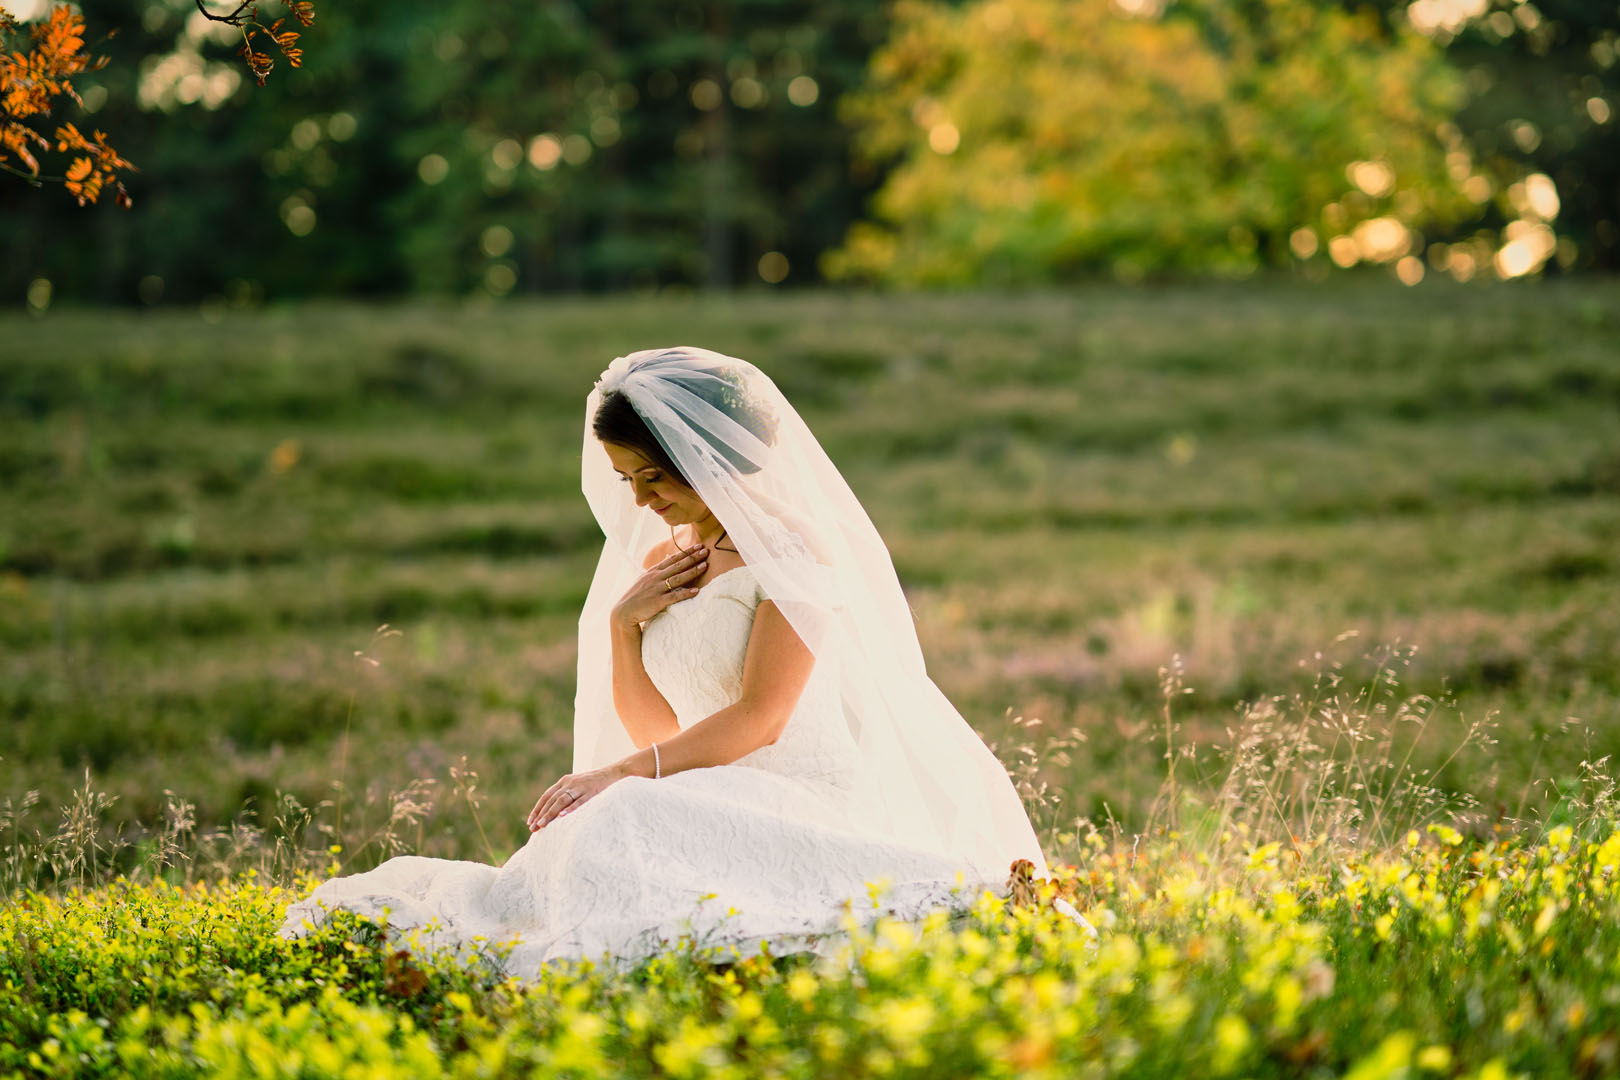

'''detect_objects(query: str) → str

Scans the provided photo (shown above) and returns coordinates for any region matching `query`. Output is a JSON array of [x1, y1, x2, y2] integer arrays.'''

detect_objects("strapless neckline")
[[669, 563, 752, 606]]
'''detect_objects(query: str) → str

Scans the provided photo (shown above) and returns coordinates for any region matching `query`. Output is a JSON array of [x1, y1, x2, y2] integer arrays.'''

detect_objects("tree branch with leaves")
[[0, 5, 133, 206], [192, 0, 313, 87], [0, 1, 315, 208]]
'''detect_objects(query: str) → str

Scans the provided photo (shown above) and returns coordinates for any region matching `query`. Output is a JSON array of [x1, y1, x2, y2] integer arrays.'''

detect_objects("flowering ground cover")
[[5, 823, 1618, 1078]]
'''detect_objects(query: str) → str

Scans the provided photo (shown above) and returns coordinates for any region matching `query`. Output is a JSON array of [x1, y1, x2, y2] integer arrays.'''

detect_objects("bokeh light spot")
[[1351, 217, 1409, 263], [1406, 0, 1486, 36], [1495, 222, 1556, 278], [1447, 248, 1477, 281], [690, 79, 722, 111], [929, 122, 960, 154], [1509, 120, 1541, 153], [758, 252, 790, 284], [481, 225, 514, 258], [281, 193, 316, 237], [1347, 160, 1396, 199], [418, 154, 449, 185], [26, 277, 51, 314], [291, 118, 321, 150], [485, 263, 517, 295], [731, 77, 765, 108], [1395, 255, 1425, 285], [561, 135, 593, 166], [1289, 228, 1319, 259], [1522, 173, 1560, 221], [528, 135, 562, 170], [787, 75, 819, 107], [327, 112, 357, 141], [491, 139, 523, 170]]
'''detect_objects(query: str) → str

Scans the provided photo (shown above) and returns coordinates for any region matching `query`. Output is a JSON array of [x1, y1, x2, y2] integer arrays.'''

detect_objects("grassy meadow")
[[3, 278, 1619, 877], [4, 277, 1620, 1077]]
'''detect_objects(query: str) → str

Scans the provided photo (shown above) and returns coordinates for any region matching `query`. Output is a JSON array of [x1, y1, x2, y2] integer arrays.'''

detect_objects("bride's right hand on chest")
[[612, 545, 708, 629]]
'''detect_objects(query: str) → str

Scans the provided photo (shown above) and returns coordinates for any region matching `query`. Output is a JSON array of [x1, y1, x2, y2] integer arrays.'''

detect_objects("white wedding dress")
[[279, 564, 1009, 975]]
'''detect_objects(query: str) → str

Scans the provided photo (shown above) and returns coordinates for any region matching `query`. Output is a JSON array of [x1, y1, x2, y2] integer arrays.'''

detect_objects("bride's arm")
[[607, 544, 709, 748], [528, 597, 813, 831], [614, 600, 814, 778], [609, 620, 681, 747]]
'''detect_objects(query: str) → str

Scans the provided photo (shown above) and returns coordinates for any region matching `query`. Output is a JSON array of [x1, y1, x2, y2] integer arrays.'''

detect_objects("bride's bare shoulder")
[[641, 537, 680, 569]]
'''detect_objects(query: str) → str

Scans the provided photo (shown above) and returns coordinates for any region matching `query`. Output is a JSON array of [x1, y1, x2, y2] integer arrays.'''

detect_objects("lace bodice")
[[640, 564, 862, 788]]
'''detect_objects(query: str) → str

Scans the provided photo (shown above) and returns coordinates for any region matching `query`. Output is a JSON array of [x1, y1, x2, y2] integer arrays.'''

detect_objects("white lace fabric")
[[641, 565, 862, 788], [279, 564, 1004, 974]]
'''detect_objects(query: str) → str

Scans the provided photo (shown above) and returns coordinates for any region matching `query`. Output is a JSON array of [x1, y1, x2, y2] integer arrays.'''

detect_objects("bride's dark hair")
[[593, 373, 777, 483], [593, 391, 688, 484]]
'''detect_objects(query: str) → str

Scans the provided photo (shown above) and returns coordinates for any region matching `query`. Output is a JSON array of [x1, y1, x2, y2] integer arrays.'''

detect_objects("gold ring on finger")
[[664, 577, 674, 591]]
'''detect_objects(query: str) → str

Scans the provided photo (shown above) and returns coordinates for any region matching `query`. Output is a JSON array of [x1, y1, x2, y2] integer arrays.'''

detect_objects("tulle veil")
[[572, 346, 1049, 878]]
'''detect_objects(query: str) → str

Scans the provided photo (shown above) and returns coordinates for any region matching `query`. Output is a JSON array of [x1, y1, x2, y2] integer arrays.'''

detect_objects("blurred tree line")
[[4, 0, 891, 302], [2, 0, 1615, 304], [829, 0, 1617, 284]]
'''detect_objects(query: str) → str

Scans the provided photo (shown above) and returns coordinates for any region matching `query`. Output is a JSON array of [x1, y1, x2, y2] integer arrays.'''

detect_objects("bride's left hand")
[[526, 766, 621, 832]]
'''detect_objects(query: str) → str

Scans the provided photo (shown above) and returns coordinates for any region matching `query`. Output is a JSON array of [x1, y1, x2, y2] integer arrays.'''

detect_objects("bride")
[[280, 346, 1086, 972]]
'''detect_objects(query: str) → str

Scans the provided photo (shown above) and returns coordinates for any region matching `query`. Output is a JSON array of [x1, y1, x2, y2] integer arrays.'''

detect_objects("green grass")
[[8, 829, 1620, 1078], [2, 278, 1618, 875]]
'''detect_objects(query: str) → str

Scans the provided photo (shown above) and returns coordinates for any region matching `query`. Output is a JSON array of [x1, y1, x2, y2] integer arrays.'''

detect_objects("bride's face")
[[603, 442, 712, 526]]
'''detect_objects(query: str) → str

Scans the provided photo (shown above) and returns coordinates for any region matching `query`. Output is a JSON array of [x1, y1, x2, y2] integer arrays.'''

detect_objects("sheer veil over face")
[[574, 346, 1049, 877]]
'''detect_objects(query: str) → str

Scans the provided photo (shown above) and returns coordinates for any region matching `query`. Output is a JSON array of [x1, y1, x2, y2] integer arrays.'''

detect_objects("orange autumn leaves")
[[0, 2, 315, 208], [0, 5, 133, 206], [238, 1, 315, 86]]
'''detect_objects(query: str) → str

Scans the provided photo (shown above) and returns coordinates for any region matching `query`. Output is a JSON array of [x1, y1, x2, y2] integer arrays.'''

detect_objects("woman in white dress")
[[280, 347, 1085, 973]]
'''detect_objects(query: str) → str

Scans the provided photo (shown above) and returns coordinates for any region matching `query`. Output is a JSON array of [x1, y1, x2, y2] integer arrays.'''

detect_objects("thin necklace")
[[670, 520, 738, 553]]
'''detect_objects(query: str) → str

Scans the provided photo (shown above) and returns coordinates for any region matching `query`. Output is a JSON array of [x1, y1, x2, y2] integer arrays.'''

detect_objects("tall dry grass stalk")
[[1003, 633, 1593, 884], [333, 624, 403, 854], [2, 635, 1604, 898]]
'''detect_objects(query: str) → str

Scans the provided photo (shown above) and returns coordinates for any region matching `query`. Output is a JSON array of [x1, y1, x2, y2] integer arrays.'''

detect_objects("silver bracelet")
[[652, 741, 661, 779]]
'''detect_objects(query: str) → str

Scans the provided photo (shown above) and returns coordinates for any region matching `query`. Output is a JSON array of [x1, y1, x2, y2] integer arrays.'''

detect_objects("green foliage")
[[7, 826, 1620, 1076], [828, 0, 1473, 284], [0, 0, 892, 302]]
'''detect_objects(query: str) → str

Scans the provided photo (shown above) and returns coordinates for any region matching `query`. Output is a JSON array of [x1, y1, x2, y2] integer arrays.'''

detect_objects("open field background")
[[3, 279, 1619, 877]]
